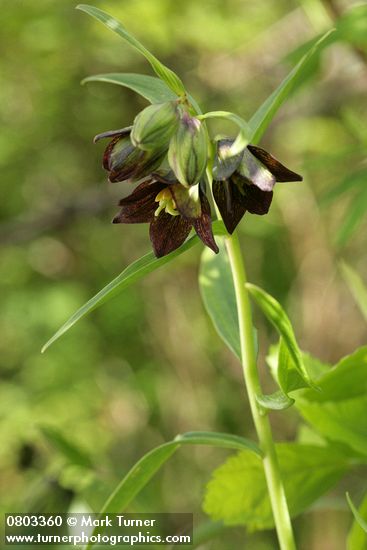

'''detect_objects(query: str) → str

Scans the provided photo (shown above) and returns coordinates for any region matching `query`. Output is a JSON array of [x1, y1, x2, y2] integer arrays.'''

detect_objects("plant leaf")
[[204, 443, 348, 530], [248, 30, 334, 144], [76, 4, 185, 96], [296, 346, 367, 457], [335, 189, 367, 247], [347, 492, 367, 549], [82, 73, 177, 103], [340, 261, 367, 322], [256, 390, 295, 411], [84, 431, 261, 549], [246, 284, 314, 388], [42, 222, 226, 353], [199, 237, 240, 359]]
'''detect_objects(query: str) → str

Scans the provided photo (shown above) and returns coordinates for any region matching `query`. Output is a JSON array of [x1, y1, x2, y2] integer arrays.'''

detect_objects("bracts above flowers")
[[94, 100, 302, 257]]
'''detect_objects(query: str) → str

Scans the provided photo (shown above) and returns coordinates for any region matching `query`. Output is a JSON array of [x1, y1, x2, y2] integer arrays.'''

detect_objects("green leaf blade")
[[256, 390, 295, 411], [246, 283, 313, 389], [347, 492, 367, 549], [76, 4, 186, 96], [249, 30, 335, 144], [42, 235, 200, 353], [82, 73, 177, 103], [199, 237, 240, 359], [340, 262, 367, 322], [84, 431, 260, 549]]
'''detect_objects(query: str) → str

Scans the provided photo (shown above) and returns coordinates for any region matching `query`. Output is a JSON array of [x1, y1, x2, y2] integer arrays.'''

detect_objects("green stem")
[[225, 230, 296, 550]]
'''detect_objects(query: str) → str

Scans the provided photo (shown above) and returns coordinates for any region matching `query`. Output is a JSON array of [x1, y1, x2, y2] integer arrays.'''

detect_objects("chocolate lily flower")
[[113, 174, 219, 258], [94, 127, 166, 183], [212, 139, 302, 234]]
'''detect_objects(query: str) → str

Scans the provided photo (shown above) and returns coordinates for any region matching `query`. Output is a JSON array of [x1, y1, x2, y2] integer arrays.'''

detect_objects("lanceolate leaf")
[[340, 261, 367, 322], [246, 284, 313, 388], [82, 73, 177, 104], [84, 431, 261, 549], [42, 222, 226, 353], [76, 4, 186, 97], [199, 237, 240, 359], [248, 30, 334, 144]]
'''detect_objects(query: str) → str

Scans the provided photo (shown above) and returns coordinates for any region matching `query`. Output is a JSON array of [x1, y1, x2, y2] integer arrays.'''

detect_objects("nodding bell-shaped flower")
[[212, 139, 302, 234], [112, 173, 218, 258], [168, 113, 208, 188], [130, 101, 180, 151], [94, 127, 166, 183]]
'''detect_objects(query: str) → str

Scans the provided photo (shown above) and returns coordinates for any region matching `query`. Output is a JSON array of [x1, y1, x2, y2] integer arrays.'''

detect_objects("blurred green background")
[[1, 0, 367, 548]]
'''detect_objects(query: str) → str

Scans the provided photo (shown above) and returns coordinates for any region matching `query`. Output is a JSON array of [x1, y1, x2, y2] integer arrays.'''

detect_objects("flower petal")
[[212, 179, 247, 234], [235, 175, 273, 215], [247, 145, 303, 182], [113, 180, 165, 224], [212, 139, 244, 181], [193, 191, 219, 253], [149, 213, 192, 257], [237, 148, 276, 192]]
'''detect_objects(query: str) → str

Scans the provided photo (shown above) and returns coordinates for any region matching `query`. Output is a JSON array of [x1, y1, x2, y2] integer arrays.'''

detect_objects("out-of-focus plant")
[[42, 5, 367, 549]]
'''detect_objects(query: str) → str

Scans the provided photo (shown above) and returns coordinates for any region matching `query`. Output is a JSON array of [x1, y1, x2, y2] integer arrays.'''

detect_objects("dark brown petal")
[[113, 180, 165, 224], [212, 139, 244, 181], [149, 213, 192, 257], [240, 180, 273, 215], [247, 145, 303, 182], [94, 126, 132, 143], [193, 191, 219, 253], [213, 179, 247, 234], [170, 184, 201, 220], [237, 148, 276, 192]]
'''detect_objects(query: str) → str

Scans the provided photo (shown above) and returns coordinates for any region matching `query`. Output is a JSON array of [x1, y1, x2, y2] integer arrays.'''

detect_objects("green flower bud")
[[168, 113, 208, 187], [131, 101, 180, 151]]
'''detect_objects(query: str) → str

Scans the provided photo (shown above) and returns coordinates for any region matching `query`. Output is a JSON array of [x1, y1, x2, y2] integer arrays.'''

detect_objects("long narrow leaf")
[[84, 431, 261, 549], [76, 4, 185, 96], [246, 284, 313, 387], [199, 238, 240, 359], [42, 235, 199, 353], [347, 492, 367, 533], [249, 30, 334, 144], [82, 73, 176, 103]]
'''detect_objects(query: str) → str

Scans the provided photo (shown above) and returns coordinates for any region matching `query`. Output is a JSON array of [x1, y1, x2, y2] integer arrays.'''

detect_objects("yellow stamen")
[[154, 188, 179, 217]]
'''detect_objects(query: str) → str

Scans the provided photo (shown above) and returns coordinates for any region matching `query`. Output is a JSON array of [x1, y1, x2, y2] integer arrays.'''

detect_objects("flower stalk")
[[224, 229, 296, 550]]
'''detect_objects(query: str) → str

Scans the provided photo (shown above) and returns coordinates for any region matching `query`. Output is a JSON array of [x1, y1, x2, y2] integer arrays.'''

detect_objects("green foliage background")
[[1, 0, 367, 548]]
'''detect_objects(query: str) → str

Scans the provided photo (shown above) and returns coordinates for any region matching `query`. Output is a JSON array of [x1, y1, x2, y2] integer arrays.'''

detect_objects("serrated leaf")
[[256, 390, 294, 411], [203, 444, 348, 530], [76, 4, 185, 97], [84, 431, 261, 549], [83, 73, 177, 103], [347, 492, 367, 549], [246, 284, 314, 389], [199, 237, 240, 358], [340, 262, 367, 323], [297, 346, 367, 456], [248, 30, 334, 144]]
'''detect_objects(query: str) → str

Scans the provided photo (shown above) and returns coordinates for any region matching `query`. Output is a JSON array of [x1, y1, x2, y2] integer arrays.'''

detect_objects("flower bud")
[[168, 113, 208, 187], [131, 101, 180, 151]]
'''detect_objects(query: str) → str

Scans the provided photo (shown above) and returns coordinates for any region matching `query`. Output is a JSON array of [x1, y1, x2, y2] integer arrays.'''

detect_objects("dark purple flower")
[[94, 127, 166, 184], [112, 174, 218, 258], [212, 139, 302, 234]]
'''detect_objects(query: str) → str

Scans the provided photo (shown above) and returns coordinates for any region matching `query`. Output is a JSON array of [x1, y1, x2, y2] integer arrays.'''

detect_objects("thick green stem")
[[225, 231, 296, 550]]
